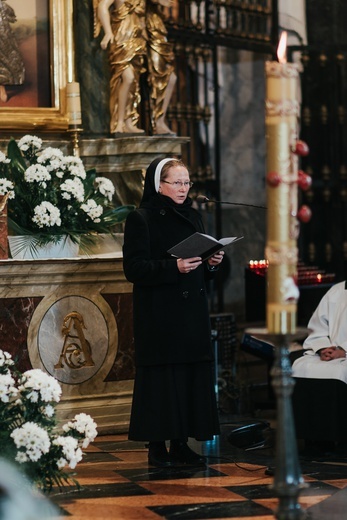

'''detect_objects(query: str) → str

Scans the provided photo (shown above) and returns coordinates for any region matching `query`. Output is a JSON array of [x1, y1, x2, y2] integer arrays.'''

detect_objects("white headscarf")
[[154, 158, 175, 192]]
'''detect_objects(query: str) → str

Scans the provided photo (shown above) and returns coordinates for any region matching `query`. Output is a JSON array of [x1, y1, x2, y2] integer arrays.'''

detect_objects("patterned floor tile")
[[148, 500, 273, 519], [47, 421, 347, 520]]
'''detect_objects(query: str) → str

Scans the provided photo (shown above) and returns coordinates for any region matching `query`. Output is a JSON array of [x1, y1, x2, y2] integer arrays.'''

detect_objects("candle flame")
[[277, 31, 287, 64]]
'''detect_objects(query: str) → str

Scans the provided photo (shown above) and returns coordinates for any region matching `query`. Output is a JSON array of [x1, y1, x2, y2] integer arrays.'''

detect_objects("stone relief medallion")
[[37, 295, 109, 384]]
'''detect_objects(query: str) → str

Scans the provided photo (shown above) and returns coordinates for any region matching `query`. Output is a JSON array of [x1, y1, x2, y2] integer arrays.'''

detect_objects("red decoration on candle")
[[297, 205, 312, 223], [266, 171, 281, 187], [298, 170, 312, 191], [292, 140, 310, 156]]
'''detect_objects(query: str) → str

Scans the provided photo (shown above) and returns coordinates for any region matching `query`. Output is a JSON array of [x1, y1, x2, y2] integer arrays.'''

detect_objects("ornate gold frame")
[[0, 0, 72, 132]]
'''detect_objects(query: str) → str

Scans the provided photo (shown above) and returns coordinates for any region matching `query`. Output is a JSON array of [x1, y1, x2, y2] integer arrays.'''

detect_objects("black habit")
[[123, 157, 220, 441]]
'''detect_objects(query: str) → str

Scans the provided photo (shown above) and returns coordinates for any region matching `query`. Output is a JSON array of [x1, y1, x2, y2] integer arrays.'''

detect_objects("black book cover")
[[167, 232, 243, 261]]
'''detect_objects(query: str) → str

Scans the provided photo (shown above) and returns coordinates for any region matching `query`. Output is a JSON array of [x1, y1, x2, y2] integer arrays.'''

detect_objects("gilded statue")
[[94, 0, 176, 135], [0, 0, 25, 103], [146, 0, 176, 135]]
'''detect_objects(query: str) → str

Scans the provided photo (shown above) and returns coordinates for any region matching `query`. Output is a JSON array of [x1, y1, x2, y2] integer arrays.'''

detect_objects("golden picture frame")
[[0, 0, 73, 132]]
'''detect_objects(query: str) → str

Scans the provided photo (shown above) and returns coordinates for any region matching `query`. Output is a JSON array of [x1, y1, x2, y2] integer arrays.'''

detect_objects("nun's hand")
[[177, 257, 202, 274], [207, 251, 224, 267]]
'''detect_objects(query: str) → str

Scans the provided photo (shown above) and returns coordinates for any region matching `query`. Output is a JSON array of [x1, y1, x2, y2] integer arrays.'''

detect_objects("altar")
[[0, 253, 134, 434]]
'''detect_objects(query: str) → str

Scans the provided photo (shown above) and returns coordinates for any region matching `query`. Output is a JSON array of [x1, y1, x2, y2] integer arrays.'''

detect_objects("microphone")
[[196, 195, 266, 209]]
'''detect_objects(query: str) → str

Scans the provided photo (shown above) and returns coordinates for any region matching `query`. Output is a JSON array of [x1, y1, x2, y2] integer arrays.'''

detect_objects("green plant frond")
[[7, 235, 49, 257], [85, 167, 97, 177], [83, 170, 97, 197], [8, 218, 34, 236], [105, 204, 135, 223], [7, 138, 27, 174], [7, 232, 77, 259]]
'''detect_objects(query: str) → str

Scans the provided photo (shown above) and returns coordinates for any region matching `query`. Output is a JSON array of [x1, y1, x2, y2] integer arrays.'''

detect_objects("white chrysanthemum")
[[62, 413, 98, 448], [62, 156, 86, 179], [81, 199, 103, 223], [44, 404, 55, 417], [15, 451, 28, 463], [17, 135, 42, 152], [95, 177, 115, 201], [37, 148, 64, 172], [19, 368, 62, 403], [53, 436, 83, 469], [56, 457, 67, 469], [26, 390, 39, 403], [60, 177, 85, 202], [24, 164, 51, 184], [0, 151, 10, 164], [32, 201, 61, 228], [0, 373, 18, 403], [0, 349, 14, 368], [0, 178, 15, 198], [11, 422, 50, 462]]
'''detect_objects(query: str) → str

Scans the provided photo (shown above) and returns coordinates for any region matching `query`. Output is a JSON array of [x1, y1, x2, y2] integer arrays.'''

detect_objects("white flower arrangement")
[[0, 349, 97, 492], [0, 135, 134, 254]]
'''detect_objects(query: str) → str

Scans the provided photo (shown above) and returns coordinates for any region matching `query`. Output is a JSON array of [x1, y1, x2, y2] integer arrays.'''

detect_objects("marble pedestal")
[[0, 254, 134, 434], [79, 135, 190, 172]]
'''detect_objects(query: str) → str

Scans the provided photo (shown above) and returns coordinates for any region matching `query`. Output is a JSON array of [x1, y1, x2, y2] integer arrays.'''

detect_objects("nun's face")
[[159, 166, 192, 204]]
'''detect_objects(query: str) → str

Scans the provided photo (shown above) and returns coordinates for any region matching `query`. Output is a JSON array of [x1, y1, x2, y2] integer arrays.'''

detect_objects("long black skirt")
[[128, 361, 220, 442]]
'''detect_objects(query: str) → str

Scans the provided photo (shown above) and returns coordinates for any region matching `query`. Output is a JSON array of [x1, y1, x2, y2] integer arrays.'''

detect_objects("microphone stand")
[[196, 196, 266, 210], [195, 195, 266, 313]]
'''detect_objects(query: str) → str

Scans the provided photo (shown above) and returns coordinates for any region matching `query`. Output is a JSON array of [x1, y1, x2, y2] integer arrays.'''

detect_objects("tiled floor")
[[48, 415, 347, 519]]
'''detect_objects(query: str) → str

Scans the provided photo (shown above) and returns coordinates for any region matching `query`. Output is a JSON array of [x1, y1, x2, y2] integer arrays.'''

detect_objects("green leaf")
[[7, 138, 26, 174], [108, 205, 135, 222]]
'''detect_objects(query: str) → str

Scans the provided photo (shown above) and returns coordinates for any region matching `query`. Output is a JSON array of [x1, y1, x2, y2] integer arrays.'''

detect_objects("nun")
[[123, 157, 223, 467]]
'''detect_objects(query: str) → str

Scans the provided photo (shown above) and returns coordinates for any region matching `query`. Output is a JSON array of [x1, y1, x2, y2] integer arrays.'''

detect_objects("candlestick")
[[67, 127, 83, 157], [265, 32, 300, 334], [66, 81, 82, 127]]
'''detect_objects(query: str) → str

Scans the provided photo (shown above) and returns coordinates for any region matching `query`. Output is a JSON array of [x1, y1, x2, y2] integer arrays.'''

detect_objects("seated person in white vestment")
[[292, 280, 347, 382], [292, 281, 347, 450]]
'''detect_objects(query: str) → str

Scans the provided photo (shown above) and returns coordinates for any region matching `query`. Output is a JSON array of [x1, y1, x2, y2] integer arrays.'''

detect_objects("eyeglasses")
[[161, 180, 194, 188]]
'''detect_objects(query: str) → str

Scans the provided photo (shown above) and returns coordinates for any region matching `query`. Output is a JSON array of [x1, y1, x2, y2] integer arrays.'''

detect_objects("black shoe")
[[169, 442, 206, 466], [148, 444, 175, 468]]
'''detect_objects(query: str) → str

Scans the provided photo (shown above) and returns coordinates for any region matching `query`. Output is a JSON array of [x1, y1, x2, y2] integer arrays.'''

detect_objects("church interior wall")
[[0, 0, 317, 327], [214, 48, 267, 320], [72, 1, 270, 322]]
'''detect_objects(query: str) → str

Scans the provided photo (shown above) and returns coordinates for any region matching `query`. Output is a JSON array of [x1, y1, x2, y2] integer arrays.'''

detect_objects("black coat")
[[123, 197, 215, 367]]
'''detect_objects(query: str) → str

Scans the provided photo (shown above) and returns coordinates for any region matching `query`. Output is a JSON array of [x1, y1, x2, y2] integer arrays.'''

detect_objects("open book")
[[167, 232, 243, 261]]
